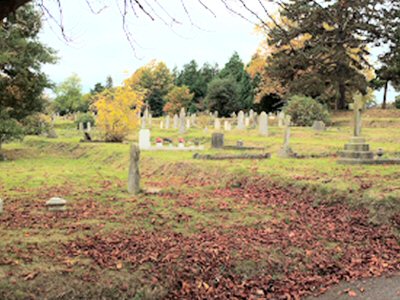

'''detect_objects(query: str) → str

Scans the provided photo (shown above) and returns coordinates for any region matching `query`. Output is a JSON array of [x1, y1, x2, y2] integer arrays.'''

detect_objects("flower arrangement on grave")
[[178, 137, 185, 148], [156, 137, 163, 147]]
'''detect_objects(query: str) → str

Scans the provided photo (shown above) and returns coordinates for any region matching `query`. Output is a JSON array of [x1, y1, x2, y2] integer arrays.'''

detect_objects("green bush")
[[0, 111, 24, 149], [395, 96, 400, 109], [283, 95, 330, 126], [21, 113, 51, 135], [75, 113, 95, 129]]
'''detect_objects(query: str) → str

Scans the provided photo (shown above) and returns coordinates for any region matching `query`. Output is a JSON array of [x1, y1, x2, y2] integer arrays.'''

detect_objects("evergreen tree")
[[267, 0, 386, 110], [219, 52, 254, 110], [0, 4, 56, 149], [205, 77, 239, 117]]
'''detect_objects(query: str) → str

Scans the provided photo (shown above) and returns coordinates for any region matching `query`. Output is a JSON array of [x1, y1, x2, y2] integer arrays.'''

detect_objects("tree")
[[0, 4, 56, 150], [93, 81, 144, 142], [163, 85, 194, 115], [53, 74, 87, 115], [219, 52, 254, 110], [266, 0, 386, 110], [205, 77, 239, 117], [126, 60, 173, 117]]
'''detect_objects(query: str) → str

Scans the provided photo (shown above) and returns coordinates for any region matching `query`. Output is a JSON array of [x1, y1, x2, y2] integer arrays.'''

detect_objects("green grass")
[[0, 118, 399, 299]]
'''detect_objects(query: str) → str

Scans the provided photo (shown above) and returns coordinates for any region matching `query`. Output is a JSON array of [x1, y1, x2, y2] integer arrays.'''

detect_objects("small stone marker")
[[139, 129, 151, 150], [78, 122, 84, 131], [47, 128, 58, 139], [0, 198, 3, 214], [87, 122, 91, 132], [165, 115, 170, 129], [312, 121, 326, 131], [46, 197, 67, 212], [259, 112, 269, 136], [237, 111, 245, 130], [224, 121, 231, 131], [211, 133, 224, 149], [128, 144, 141, 195]]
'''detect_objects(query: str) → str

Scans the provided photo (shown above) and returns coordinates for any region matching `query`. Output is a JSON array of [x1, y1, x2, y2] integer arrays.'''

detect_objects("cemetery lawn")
[[0, 119, 399, 299]]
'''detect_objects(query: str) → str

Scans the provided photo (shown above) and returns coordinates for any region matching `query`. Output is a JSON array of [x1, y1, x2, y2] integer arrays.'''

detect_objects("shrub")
[[283, 95, 330, 126], [395, 96, 400, 109], [21, 113, 52, 135], [0, 111, 24, 150], [75, 113, 95, 130]]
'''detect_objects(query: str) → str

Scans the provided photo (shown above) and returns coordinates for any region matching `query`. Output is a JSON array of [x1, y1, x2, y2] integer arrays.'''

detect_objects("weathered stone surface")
[[128, 144, 141, 195], [0, 198, 3, 214], [211, 133, 224, 149], [237, 111, 245, 130], [173, 114, 179, 129], [165, 115, 170, 129], [179, 108, 186, 134], [139, 129, 151, 150], [259, 112, 268, 136], [46, 197, 67, 212], [312, 121, 326, 131]]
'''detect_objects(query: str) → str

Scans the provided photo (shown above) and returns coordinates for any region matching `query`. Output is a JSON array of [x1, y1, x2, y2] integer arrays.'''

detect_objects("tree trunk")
[[337, 82, 346, 110], [382, 80, 389, 109]]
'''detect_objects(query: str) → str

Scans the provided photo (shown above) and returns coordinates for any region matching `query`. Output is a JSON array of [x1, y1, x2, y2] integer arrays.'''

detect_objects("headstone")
[[78, 122, 84, 131], [128, 144, 141, 195], [190, 114, 196, 126], [214, 118, 221, 130], [278, 115, 294, 158], [46, 197, 67, 212], [224, 121, 231, 131], [278, 111, 285, 127], [214, 111, 219, 118], [179, 108, 186, 134], [87, 122, 91, 132], [186, 119, 191, 129], [160, 120, 164, 129], [237, 111, 245, 130], [211, 133, 224, 149], [259, 112, 269, 136], [173, 114, 179, 129], [245, 117, 250, 127], [165, 115, 171, 129], [249, 109, 255, 119], [0, 198, 3, 214], [312, 121, 326, 131], [139, 129, 151, 150]]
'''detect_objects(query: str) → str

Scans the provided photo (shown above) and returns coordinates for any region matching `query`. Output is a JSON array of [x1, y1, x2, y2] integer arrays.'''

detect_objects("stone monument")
[[278, 115, 295, 158], [128, 144, 141, 194]]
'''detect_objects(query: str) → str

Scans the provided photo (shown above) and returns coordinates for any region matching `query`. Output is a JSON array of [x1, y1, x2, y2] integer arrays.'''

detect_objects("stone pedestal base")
[[338, 137, 374, 164], [278, 146, 295, 158]]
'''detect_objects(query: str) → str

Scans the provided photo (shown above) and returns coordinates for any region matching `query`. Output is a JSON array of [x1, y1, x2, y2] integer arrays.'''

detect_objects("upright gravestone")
[[278, 115, 294, 158], [211, 133, 224, 149], [160, 120, 164, 129], [87, 122, 91, 132], [139, 128, 151, 150], [186, 119, 191, 129], [173, 114, 179, 129], [165, 115, 171, 129], [259, 112, 269, 136], [214, 118, 221, 130], [179, 108, 186, 134], [245, 117, 250, 128], [237, 111, 245, 130], [0, 198, 3, 214], [190, 114, 196, 126], [312, 121, 326, 131], [278, 111, 285, 127], [224, 120, 231, 131], [78, 122, 84, 131], [128, 144, 141, 195]]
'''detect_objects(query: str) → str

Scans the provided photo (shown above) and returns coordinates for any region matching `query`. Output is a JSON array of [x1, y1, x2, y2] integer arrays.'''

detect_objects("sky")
[[38, 0, 396, 104]]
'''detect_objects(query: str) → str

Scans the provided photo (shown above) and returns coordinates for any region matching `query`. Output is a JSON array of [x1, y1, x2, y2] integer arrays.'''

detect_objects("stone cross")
[[237, 111, 245, 130], [354, 99, 364, 137], [128, 144, 141, 195], [179, 107, 186, 134], [259, 112, 268, 136]]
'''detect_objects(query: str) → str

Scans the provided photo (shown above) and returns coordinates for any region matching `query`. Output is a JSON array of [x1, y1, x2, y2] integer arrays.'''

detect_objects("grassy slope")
[[0, 115, 399, 299]]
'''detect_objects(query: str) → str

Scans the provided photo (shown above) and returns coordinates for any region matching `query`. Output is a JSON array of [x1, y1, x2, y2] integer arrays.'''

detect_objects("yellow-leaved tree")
[[94, 81, 144, 142]]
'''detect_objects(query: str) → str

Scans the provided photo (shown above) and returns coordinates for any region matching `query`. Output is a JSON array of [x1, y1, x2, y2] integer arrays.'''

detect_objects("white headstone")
[[214, 118, 221, 130], [139, 129, 151, 150], [173, 114, 179, 129], [224, 121, 231, 131], [278, 111, 285, 127], [245, 117, 250, 127], [237, 111, 245, 130], [179, 108, 186, 134], [160, 120, 164, 129], [259, 112, 269, 136], [79, 122, 84, 131], [165, 115, 170, 129]]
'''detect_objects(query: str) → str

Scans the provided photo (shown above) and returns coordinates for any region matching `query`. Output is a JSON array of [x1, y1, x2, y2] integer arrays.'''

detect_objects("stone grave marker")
[[0, 198, 3, 214], [179, 108, 186, 134], [173, 114, 179, 129], [139, 128, 151, 150], [46, 197, 67, 212], [211, 133, 224, 149], [128, 144, 141, 194], [278, 115, 295, 158], [214, 118, 221, 130], [165, 115, 170, 129], [259, 112, 269, 136], [237, 111, 245, 130]]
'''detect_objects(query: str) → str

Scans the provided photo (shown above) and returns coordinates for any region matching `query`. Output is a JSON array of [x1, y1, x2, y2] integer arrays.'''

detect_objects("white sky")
[[38, 0, 396, 103]]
